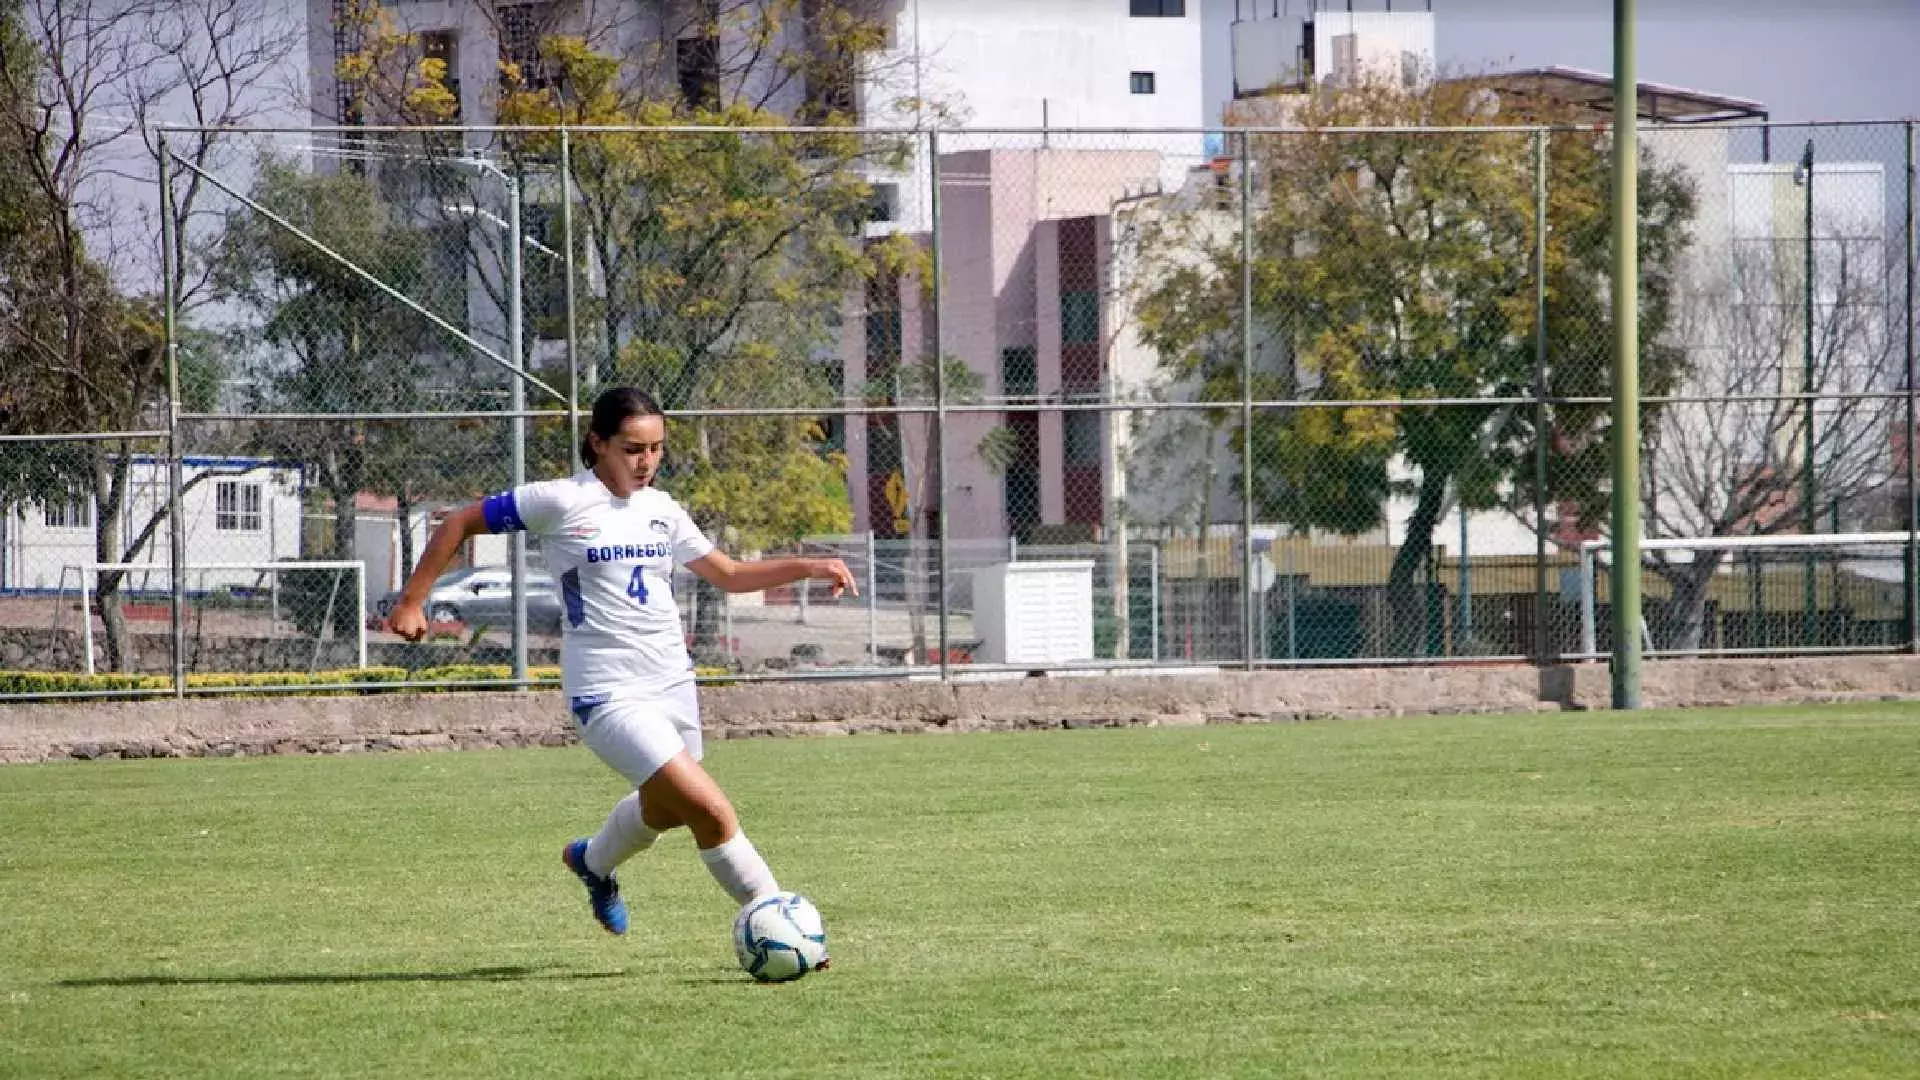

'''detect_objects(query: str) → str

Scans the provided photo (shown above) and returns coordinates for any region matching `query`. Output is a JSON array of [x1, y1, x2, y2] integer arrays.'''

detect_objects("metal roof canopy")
[[1454, 65, 1769, 124]]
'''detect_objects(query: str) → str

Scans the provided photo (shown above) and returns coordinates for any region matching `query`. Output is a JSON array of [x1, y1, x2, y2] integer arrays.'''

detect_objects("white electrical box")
[[971, 561, 1096, 665]]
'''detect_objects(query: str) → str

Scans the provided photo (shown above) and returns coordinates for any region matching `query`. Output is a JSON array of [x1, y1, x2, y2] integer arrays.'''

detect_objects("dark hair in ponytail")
[[579, 386, 665, 467]]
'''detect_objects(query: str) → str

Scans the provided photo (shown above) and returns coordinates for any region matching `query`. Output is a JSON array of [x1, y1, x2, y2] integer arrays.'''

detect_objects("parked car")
[[376, 565, 564, 634]]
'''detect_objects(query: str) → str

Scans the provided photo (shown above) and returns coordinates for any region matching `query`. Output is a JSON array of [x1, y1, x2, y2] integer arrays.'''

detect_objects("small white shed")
[[971, 560, 1095, 665]]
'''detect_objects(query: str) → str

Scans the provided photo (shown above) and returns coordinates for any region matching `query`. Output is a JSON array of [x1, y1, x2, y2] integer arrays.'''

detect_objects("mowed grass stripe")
[[2, 704, 1917, 1078]]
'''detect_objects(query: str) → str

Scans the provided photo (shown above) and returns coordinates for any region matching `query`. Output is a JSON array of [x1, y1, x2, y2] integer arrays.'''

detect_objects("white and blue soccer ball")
[[732, 891, 829, 983]]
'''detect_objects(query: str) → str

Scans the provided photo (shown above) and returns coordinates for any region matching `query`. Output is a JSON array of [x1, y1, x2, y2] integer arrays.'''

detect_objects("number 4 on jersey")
[[627, 566, 649, 606]]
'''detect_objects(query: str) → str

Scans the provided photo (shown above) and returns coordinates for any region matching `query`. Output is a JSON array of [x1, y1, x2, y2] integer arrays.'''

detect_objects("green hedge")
[[0, 664, 732, 696]]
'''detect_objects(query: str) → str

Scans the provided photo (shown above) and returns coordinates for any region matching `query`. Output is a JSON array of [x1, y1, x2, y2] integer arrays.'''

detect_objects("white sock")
[[584, 792, 659, 878], [698, 832, 780, 905]]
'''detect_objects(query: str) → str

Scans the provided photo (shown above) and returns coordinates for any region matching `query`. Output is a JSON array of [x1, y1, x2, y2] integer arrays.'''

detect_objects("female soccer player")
[[386, 386, 856, 936]]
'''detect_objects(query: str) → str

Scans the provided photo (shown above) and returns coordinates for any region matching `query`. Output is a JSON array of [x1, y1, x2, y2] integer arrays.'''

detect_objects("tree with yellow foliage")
[[332, 0, 915, 655]]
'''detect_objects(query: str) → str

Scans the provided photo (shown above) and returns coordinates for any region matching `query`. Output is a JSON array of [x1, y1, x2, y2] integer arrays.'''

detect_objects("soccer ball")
[[732, 891, 829, 983]]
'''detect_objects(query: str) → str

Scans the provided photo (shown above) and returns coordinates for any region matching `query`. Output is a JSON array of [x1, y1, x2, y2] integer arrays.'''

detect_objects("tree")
[[1135, 79, 1699, 653], [1644, 229, 1901, 650], [330, 0, 912, 413], [214, 157, 489, 575], [329, 1, 916, 652], [673, 344, 854, 554], [0, 0, 296, 670]]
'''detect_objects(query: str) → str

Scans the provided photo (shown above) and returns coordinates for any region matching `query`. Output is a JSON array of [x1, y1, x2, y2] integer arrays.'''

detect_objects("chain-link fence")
[[2, 117, 1914, 696]]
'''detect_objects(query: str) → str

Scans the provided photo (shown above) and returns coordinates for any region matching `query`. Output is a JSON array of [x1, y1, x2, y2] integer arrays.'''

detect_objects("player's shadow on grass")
[[58, 965, 635, 988]]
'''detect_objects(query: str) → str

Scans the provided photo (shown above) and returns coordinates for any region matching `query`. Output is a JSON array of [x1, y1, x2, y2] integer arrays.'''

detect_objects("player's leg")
[[658, 681, 774, 903], [640, 753, 779, 905], [562, 695, 695, 933], [574, 685, 705, 873], [630, 680, 701, 836], [582, 789, 663, 877]]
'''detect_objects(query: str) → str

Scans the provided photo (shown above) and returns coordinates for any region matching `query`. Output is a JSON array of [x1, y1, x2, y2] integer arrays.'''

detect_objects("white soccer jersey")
[[482, 472, 714, 700]]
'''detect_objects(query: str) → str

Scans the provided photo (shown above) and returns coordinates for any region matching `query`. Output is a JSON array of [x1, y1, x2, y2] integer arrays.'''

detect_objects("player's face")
[[595, 414, 666, 493]]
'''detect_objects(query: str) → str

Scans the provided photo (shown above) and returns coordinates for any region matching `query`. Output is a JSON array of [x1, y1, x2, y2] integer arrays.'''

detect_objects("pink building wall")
[[843, 148, 1168, 543]]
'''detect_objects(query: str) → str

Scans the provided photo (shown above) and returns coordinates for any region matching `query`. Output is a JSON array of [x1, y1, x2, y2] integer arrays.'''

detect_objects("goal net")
[[1575, 532, 1916, 657], [65, 561, 366, 676]]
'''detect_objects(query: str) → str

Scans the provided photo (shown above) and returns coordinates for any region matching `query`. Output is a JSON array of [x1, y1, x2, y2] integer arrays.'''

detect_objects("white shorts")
[[569, 682, 703, 787]]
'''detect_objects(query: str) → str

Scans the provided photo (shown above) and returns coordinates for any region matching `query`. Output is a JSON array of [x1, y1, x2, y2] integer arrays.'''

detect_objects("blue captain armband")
[[480, 490, 526, 533]]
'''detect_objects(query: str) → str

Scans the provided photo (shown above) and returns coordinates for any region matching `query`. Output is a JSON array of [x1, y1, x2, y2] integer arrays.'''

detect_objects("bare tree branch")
[[1646, 228, 1901, 649]]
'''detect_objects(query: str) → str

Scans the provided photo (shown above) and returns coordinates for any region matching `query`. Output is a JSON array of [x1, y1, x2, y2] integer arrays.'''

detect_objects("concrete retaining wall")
[[0, 627, 561, 675], [7, 656, 1920, 764]]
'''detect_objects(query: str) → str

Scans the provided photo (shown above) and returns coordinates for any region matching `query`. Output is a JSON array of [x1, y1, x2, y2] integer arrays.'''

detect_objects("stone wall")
[[7, 655, 1920, 764], [0, 627, 557, 675]]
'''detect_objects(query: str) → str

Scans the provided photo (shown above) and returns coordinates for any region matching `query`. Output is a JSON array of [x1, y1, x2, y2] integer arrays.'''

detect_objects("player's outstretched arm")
[[387, 503, 489, 641], [688, 551, 858, 598]]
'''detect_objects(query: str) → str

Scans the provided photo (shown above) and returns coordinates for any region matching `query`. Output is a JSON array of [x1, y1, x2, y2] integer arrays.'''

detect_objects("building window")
[[498, 2, 554, 91], [812, 345, 845, 453], [803, 61, 858, 124], [867, 416, 903, 537], [43, 497, 92, 529], [420, 30, 460, 117], [1061, 291, 1100, 344], [1004, 415, 1041, 535], [798, 0, 860, 124], [1129, 71, 1156, 95], [866, 310, 902, 372], [1001, 346, 1037, 399], [1064, 412, 1102, 467], [867, 183, 899, 224], [216, 481, 263, 532], [1129, 0, 1184, 16], [676, 34, 719, 110], [522, 204, 568, 339]]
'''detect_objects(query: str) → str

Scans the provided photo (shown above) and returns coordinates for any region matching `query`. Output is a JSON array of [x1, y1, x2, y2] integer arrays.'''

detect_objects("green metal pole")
[[1610, 0, 1643, 708], [1801, 139, 1817, 647]]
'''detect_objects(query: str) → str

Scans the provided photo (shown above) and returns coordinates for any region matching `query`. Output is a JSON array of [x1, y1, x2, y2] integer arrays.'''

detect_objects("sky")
[[1205, 0, 1920, 126]]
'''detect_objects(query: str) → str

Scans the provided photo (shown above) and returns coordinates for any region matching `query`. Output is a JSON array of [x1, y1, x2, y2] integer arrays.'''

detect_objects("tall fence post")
[[561, 127, 581, 466], [1906, 120, 1917, 653], [866, 531, 878, 666], [1579, 543, 1598, 659], [1800, 136, 1818, 648], [1532, 127, 1551, 665], [507, 171, 529, 687], [159, 131, 187, 697], [929, 130, 951, 680], [80, 566, 95, 677], [1149, 541, 1161, 663], [1239, 131, 1257, 671]]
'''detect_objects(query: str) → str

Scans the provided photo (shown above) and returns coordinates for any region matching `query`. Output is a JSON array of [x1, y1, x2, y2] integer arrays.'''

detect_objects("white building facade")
[[1230, 0, 1435, 99], [871, 0, 1207, 233], [2, 458, 304, 594]]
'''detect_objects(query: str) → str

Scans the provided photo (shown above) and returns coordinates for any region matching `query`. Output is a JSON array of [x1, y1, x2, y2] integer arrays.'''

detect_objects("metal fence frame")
[[0, 118, 1913, 700]]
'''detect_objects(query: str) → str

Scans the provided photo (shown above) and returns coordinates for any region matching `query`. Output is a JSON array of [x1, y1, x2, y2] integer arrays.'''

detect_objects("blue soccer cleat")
[[562, 839, 629, 935]]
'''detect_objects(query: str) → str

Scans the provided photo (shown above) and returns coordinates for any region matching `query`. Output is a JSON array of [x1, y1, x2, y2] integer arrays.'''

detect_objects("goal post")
[[1577, 532, 1916, 658], [71, 561, 367, 676]]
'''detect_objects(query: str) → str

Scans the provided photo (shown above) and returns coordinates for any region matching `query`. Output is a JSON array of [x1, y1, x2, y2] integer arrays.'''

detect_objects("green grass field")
[[4, 704, 1919, 1079]]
